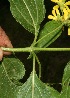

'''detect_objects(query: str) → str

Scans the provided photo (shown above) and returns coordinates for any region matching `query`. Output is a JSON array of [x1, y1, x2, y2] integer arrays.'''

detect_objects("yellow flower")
[[53, 5, 60, 15], [48, 15, 57, 20], [48, 0, 70, 21], [64, 1, 70, 12], [63, 5, 70, 20], [49, 0, 70, 36], [63, 8, 69, 20], [48, 5, 60, 20], [65, 1, 70, 6]]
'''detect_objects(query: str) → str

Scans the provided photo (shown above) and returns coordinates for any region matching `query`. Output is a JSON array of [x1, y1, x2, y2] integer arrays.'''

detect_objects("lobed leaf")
[[8, 0, 45, 34], [36, 20, 63, 48]]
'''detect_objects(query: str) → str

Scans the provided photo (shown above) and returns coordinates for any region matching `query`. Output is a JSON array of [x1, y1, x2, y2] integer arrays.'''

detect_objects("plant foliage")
[[9, 0, 45, 34], [0, 57, 70, 98], [0, 0, 70, 98]]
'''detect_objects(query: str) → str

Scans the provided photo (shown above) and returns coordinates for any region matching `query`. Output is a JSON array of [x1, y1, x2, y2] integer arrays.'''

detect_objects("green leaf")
[[16, 72, 59, 98], [60, 61, 70, 98], [0, 57, 25, 98], [60, 86, 70, 98], [8, 0, 45, 34], [3, 57, 25, 80], [0, 57, 60, 98], [36, 20, 63, 48], [62, 61, 70, 87]]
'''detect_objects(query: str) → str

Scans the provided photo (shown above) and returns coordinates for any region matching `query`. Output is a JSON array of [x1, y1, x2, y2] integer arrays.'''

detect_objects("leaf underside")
[[0, 57, 25, 98], [60, 61, 70, 98], [0, 57, 59, 98], [3, 0, 70, 98], [37, 20, 63, 48], [9, 0, 45, 34], [16, 72, 60, 98], [0, 57, 70, 98]]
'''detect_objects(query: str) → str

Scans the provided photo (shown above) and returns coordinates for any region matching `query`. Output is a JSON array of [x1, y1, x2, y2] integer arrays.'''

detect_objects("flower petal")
[[52, 10, 56, 17], [63, 8, 68, 20], [48, 15, 57, 20], [53, 5, 59, 10], [65, 1, 70, 5]]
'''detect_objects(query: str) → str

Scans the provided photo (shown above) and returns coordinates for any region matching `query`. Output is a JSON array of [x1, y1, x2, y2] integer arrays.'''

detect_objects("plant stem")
[[1, 47, 32, 52], [34, 53, 41, 79], [33, 47, 70, 51], [1, 47, 70, 52], [32, 53, 35, 98], [31, 30, 38, 47]]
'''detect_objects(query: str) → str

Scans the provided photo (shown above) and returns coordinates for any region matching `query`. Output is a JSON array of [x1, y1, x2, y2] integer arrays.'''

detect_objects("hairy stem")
[[2, 47, 70, 52], [34, 53, 41, 79]]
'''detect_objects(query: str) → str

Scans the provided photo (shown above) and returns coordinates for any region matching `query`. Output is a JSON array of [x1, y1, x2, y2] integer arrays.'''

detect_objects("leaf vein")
[[12, 0, 33, 27], [2, 62, 16, 85], [22, 0, 36, 31]]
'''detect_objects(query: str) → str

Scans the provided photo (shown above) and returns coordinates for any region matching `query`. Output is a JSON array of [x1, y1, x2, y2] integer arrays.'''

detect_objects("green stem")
[[34, 53, 41, 79], [32, 53, 35, 98], [1, 47, 31, 52], [31, 29, 38, 47], [2, 47, 70, 52], [33, 47, 70, 51]]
